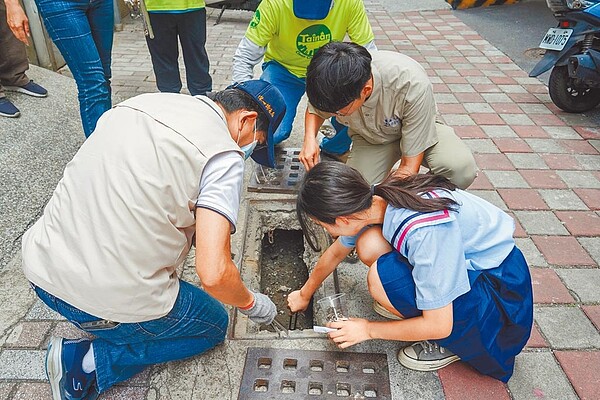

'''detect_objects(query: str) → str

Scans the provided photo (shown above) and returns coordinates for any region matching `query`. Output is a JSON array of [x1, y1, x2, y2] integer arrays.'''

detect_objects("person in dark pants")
[[145, 0, 211, 96], [1, 0, 48, 118]]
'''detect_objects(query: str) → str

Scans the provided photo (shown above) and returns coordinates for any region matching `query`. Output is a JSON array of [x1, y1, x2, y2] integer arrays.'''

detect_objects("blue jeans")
[[34, 0, 113, 137], [33, 280, 228, 393], [260, 61, 351, 154]]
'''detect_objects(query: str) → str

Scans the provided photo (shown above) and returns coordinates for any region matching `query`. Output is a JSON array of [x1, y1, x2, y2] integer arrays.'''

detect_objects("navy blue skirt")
[[378, 246, 533, 382]]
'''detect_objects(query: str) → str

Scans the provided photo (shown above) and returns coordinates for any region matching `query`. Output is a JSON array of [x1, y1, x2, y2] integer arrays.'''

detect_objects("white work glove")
[[238, 292, 277, 325]]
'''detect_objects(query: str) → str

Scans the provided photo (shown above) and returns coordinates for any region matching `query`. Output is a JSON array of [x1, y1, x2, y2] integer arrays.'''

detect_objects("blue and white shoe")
[[5, 80, 48, 97], [46, 337, 98, 400], [0, 98, 20, 118]]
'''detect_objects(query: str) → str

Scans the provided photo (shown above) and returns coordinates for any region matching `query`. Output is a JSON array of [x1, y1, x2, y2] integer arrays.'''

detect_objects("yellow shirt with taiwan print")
[[245, 0, 374, 78]]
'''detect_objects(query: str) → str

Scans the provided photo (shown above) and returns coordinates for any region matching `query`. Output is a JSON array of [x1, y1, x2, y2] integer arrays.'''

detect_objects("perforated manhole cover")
[[248, 148, 305, 194], [238, 347, 391, 399]]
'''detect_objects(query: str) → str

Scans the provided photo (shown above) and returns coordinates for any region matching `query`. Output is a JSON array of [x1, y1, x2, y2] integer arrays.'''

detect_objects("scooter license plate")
[[539, 28, 573, 51]]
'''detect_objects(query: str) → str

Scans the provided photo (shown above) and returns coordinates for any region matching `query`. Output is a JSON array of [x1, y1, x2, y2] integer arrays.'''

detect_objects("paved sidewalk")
[[0, 1, 599, 399]]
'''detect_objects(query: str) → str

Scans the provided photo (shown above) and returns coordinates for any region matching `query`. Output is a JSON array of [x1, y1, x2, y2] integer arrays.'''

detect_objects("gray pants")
[[0, 0, 30, 98], [347, 123, 477, 189]]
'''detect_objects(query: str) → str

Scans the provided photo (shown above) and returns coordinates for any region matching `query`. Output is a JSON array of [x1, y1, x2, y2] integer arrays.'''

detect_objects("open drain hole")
[[260, 229, 313, 331]]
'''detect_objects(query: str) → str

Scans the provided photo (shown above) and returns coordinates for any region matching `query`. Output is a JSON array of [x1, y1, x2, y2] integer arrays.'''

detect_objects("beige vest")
[[22, 93, 241, 322]]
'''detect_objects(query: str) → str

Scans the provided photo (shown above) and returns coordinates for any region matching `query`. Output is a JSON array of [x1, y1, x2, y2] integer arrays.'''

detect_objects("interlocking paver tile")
[[577, 237, 600, 266], [506, 153, 548, 170], [554, 351, 600, 400], [526, 323, 548, 348], [468, 172, 494, 190], [542, 127, 581, 140], [530, 113, 566, 125], [438, 362, 510, 400], [0, 350, 45, 380], [556, 171, 600, 188], [507, 352, 578, 400], [5, 321, 52, 348], [541, 154, 580, 170], [518, 104, 553, 114], [590, 139, 600, 152], [530, 268, 574, 304], [575, 126, 600, 139], [474, 154, 515, 171], [481, 93, 512, 103], [438, 103, 467, 114], [514, 211, 568, 236], [573, 188, 600, 210], [555, 211, 600, 236], [454, 125, 486, 139], [481, 125, 517, 138], [51, 321, 95, 342], [561, 140, 600, 155], [492, 138, 532, 153], [469, 190, 507, 211], [464, 138, 500, 154], [464, 102, 495, 113], [491, 102, 523, 114], [539, 189, 589, 211], [498, 189, 548, 210], [582, 305, 600, 331], [12, 383, 51, 400], [512, 125, 549, 138], [509, 213, 528, 238], [515, 238, 548, 267], [484, 171, 529, 188], [535, 306, 600, 349], [455, 92, 484, 103], [442, 114, 476, 126], [574, 155, 600, 170], [520, 170, 566, 189], [471, 113, 505, 125], [501, 114, 534, 126], [532, 236, 595, 266], [99, 386, 149, 400], [524, 139, 566, 154], [24, 299, 63, 320], [0, 383, 14, 400], [557, 269, 600, 303]]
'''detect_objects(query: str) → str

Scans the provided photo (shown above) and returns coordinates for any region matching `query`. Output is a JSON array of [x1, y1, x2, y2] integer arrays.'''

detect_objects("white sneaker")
[[397, 341, 460, 371], [372, 301, 403, 320]]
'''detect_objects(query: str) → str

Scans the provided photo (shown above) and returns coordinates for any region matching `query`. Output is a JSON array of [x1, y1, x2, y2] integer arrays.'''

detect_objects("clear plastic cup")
[[314, 293, 347, 333]]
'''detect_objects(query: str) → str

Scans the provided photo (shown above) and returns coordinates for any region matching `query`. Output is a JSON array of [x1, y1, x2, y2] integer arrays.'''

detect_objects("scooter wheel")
[[548, 65, 600, 113]]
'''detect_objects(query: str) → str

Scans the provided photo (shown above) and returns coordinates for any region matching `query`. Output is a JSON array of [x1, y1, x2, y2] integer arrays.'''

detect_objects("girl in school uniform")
[[288, 162, 533, 382]]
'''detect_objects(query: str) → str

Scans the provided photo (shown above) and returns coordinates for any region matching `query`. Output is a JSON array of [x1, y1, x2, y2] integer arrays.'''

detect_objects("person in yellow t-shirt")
[[232, 0, 375, 157], [145, 0, 211, 96]]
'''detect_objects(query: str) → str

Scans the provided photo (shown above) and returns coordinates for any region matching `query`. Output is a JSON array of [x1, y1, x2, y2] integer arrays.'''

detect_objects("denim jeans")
[[33, 280, 228, 393], [260, 61, 351, 154], [34, 0, 113, 137], [146, 9, 212, 96]]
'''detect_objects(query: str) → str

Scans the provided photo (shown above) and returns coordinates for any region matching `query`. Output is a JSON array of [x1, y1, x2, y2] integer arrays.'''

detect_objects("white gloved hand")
[[238, 292, 277, 325]]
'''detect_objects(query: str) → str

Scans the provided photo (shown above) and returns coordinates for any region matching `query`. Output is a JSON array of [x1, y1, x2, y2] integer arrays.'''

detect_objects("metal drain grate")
[[238, 347, 391, 399], [248, 148, 305, 194]]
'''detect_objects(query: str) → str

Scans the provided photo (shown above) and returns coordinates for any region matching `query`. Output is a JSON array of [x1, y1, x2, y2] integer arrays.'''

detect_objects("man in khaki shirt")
[[300, 42, 476, 189]]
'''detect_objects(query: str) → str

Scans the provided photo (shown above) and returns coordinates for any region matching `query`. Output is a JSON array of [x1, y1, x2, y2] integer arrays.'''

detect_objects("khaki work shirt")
[[309, 50, 439, 157]]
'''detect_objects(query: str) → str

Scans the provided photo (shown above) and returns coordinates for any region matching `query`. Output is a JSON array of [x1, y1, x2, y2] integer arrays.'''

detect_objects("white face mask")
[[238, 120, 258, 160]]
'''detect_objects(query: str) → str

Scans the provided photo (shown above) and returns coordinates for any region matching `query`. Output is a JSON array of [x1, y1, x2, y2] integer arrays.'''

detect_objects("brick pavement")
[[1, 1, 599, 399]]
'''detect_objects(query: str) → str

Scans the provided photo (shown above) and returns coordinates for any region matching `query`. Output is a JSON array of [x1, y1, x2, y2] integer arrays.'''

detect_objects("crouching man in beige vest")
[[21, 80, 285, 400]]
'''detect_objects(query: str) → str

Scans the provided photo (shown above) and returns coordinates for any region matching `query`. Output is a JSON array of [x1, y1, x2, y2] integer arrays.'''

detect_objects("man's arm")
[[232, 37, 266, 84], [195, 207, 254, 308], [5, 0, 30, 45], [394, 152, 424, 179], [299, 107, 326, 171]]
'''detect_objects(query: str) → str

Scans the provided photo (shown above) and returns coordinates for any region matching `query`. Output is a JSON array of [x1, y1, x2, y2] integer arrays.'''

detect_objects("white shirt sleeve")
[[196, 151, 244, 233], [232, 37, 267, 84], [363, 40, 377, 51]]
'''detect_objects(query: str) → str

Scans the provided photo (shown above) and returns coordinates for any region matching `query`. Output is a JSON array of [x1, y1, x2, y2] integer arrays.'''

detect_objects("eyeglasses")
[[333, 98, 358, 117]]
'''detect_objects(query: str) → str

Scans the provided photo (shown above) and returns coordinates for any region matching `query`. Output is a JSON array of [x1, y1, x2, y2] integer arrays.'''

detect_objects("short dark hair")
[[208, 89, 269, 132], [305, 42, 372, 113]]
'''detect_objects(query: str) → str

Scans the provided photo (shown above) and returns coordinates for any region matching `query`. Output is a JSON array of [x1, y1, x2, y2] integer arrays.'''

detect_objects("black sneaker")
[[5, 80, 48, 97], [0, 98, 20, 118], [46, 337, 98, 400], [397, 340, 460, 372]]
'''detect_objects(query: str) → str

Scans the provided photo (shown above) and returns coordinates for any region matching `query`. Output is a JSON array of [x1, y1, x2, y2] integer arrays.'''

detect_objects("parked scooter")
[[530, 0, 600, 112], [206, 0, 261, 25]]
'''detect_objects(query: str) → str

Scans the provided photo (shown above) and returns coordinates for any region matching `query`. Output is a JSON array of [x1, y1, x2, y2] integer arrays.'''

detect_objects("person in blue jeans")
[[22, 80, 284, 399], [289, 162, 533, 382], [232, 0, 376, 158], [33, 0, 113, 137]]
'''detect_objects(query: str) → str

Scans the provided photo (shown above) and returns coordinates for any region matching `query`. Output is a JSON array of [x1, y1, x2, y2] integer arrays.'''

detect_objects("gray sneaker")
[[397, 340, 460, 371]]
